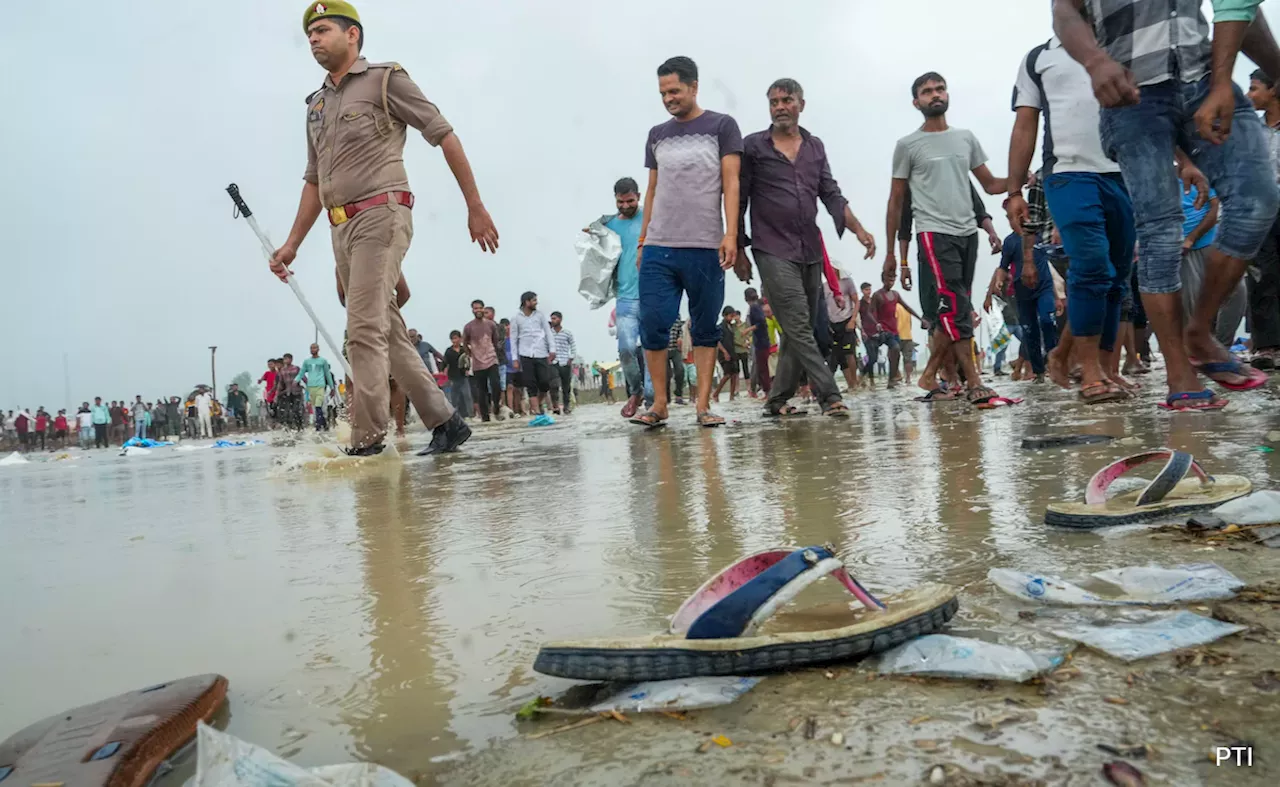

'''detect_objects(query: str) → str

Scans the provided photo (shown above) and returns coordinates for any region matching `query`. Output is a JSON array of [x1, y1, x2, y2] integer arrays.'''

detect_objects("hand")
[[512, 359, 520, 371], [548, 352, 556, 364], [834, 292, 845, 309], [1085, 55, 1140, 108], [733, 250, 753, 283], [1194, 83, 1236, 145], [900, 262, 913, 291], [1055, 295, 1066, 317], [855, 227, 877, 260], [1182, 237, 1194, 252], [983, 293, 993, 314], [718, 234, 737, 271], [636, 246, 643, 269], [987, 232, 1002, 255], [270, 245, 297, 283], [468, 205, 499, 253], [1005, 193, 1029, 236], [882, 253, 897, 279], [1021, 266, 1039, 291], [1179, 163, 1210, 209]]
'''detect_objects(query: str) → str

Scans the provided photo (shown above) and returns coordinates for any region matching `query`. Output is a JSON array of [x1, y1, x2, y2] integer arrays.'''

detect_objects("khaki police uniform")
[[304, 57, 454, 447]]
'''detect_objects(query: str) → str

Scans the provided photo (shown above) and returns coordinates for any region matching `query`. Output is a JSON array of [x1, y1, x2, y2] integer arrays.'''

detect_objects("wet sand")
[[1, 378, 1278, 785]]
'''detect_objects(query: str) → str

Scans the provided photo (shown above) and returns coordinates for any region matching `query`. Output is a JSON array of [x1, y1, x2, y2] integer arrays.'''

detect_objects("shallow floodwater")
[[2, 378, 1279, 785]]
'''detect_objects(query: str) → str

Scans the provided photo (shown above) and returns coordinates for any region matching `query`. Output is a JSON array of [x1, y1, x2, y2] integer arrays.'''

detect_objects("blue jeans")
[[1043, 171, 1135, 351], [614, 297, 653, 403], [1017, 289, 1058, 375], [1100, 75, 1278, 295], [638, 246, 724, 349], [1008, 324, 1027, 360], [135, 421, 147, 440]]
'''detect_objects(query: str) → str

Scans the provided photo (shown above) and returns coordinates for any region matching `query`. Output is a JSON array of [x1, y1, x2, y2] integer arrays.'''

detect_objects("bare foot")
[[917, 375, 937, 393], [1046, 348, 1071, 389], [1107, 371, 1140, 392]]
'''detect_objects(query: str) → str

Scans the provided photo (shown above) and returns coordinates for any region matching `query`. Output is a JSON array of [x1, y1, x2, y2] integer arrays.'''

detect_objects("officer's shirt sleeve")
[[386, 69, 454, 147], [304, 115, 319, 184]]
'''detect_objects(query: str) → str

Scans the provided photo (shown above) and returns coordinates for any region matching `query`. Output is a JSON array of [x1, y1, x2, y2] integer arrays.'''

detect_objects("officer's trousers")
[[333, 199, 453, 448]]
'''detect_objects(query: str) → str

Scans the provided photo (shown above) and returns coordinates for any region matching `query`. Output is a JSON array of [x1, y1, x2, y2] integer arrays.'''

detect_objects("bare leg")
[[1047, 325, 1075, 389], [888, 344, 902, 386], [916, 331, 949, 392], [1142, 291, 1202, 394], [645, 348, 669, 418], [953, 339, 984, 392], [1185, 249, 1253, 384]]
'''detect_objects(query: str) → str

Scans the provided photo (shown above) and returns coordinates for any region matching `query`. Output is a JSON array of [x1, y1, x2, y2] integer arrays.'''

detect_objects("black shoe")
[[343, 442, 385, 457], [417, 412, 472, 455]]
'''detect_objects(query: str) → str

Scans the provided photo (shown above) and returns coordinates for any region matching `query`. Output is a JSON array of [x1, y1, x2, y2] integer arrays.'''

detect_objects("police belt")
[[328, 191, 415, 226]]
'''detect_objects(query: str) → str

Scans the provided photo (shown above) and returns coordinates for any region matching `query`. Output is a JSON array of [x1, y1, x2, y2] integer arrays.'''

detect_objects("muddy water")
[[1, 380, 1278, 785]]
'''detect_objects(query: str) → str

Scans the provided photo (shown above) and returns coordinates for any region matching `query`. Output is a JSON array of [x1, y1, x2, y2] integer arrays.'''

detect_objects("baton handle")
[[226, 183, 253, 217]]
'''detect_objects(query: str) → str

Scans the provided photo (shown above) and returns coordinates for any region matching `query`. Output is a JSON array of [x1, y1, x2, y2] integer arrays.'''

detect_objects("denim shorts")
[[1100, 75, 1279, 294], [638, 245, 724, 351]]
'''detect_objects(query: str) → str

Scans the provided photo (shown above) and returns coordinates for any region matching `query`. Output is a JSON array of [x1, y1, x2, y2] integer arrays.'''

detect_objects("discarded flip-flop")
[[1157, 390, 1228, 411], [1195, 359, 1268, 391], [914, 388, 957, 403], [533, 545, 957, 681], [966, 386, 1001, 406], [0, 674, 228, 787], [1045, 449, 1251, 528], [1021, 435, 1116, 451], [975, 397, 1023, 410]]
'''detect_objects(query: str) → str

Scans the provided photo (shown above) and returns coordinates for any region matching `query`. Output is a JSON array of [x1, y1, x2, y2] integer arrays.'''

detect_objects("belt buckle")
[[329, 205, 349, 225]]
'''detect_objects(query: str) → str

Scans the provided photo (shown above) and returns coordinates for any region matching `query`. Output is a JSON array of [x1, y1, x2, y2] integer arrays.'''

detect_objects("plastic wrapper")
[[878, 635, 1066, 682], [576, 217, 621, 309], [535, 676, 762, 715], [989, 563, 1243, 606], [1213, 491, 1280, 525], [192, 723, 414, 787], [1048, 610, 1246, 661]]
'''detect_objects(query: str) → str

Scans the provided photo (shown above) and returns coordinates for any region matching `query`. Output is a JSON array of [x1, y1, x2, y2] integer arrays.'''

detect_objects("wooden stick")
[[525, 715, 606, 740]]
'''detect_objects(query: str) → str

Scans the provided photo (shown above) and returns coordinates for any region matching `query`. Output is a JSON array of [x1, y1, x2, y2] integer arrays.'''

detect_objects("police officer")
[[270, 1, 499, 456]]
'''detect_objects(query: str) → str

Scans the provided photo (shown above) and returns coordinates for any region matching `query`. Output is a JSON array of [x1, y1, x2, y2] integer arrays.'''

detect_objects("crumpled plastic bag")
[[988, 563, 1243, 606], [1091, 563, 1243, 602], [576, 216, 621, 309], [1048, 610, 1246, 661], [1213, 491, 1280, 525], [191, 723, 414, 787], [535, 676, 762, 716], [878, 635, 1067, 682]]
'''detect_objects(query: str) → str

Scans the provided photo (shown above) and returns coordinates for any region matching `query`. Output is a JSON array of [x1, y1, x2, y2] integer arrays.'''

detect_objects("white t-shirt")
[[196, 392, 212, 415], [1013, 37, 1120, 176], [77, 411, 93, 429]]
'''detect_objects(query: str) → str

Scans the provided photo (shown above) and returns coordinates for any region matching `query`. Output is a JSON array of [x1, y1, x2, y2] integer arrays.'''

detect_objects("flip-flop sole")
[[1021, 435, 1116, 451], [1045, 475, 1251, 528], [533, 585, 957, 681], [1157, 400, 1229, 411], [763, 410, 809, 419]]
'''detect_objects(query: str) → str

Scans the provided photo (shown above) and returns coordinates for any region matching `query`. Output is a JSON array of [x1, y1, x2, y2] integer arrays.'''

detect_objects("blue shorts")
[[638, 245, 724, 351]]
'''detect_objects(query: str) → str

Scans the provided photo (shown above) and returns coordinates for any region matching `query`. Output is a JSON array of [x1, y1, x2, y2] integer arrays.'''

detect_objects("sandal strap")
[[1084, 450, 1211, 507], [674, 546, 886, 640]]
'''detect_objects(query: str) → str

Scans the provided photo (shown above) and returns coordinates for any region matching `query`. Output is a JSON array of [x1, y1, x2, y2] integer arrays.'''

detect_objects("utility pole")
[[209, 346, 218, 396]]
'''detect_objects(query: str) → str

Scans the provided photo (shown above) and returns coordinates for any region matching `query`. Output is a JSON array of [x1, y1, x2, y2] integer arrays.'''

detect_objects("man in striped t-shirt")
[[549, 312, 578, 415]]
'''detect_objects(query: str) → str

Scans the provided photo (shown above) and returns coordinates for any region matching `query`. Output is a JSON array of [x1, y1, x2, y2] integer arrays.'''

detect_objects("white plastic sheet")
[[576, 217, 621, 309], [988, 563, 1243, 606], [1048, 611, 1245, 661], [1213, 491, 1280, 525], [192, 723, 414, 787], [878, 635, 1067, 682], [542, 676, 762, 715]]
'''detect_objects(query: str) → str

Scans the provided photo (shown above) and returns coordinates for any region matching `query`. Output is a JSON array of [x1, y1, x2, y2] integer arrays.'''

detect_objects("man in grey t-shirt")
[[883, 71, 1007, 404], [633, 56, 743, 429]]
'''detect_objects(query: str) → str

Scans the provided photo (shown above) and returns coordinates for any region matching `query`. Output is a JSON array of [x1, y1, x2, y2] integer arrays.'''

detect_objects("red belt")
[[328, 191, 414, 226]]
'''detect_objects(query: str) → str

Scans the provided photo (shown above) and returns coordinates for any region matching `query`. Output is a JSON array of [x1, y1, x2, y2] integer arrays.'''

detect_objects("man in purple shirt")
[[738, 78, 876, 417], [633, 56, 743, 429]]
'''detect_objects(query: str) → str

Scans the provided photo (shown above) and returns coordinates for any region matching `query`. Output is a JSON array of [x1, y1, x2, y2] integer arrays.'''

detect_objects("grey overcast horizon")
[[2, 1, 1252, 407]]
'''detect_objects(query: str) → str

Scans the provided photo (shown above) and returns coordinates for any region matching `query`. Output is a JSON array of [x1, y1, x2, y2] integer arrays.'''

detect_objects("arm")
[[1243, 9, 1280, 81], [1005, 107, 1041, 234], [884, 178, 910, 275], [1185, 197, 1221, 248], [270, 181, 324, 281], [738, 146, 752, 250], [1053, 0, 1139, 107], [510, 318, 522, 367], [1196, 2, 1268, 142], [719, 153, 741, 269], [971, 165, 1008, 196], [638, 169, 658, 263], [439, 133, 499, 251], [542, 314, 555, 359], [394, 273, 410, 307]]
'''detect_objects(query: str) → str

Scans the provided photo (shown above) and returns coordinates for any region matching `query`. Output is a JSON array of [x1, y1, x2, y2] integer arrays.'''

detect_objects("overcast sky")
[[2, 0, 1250, 408]]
